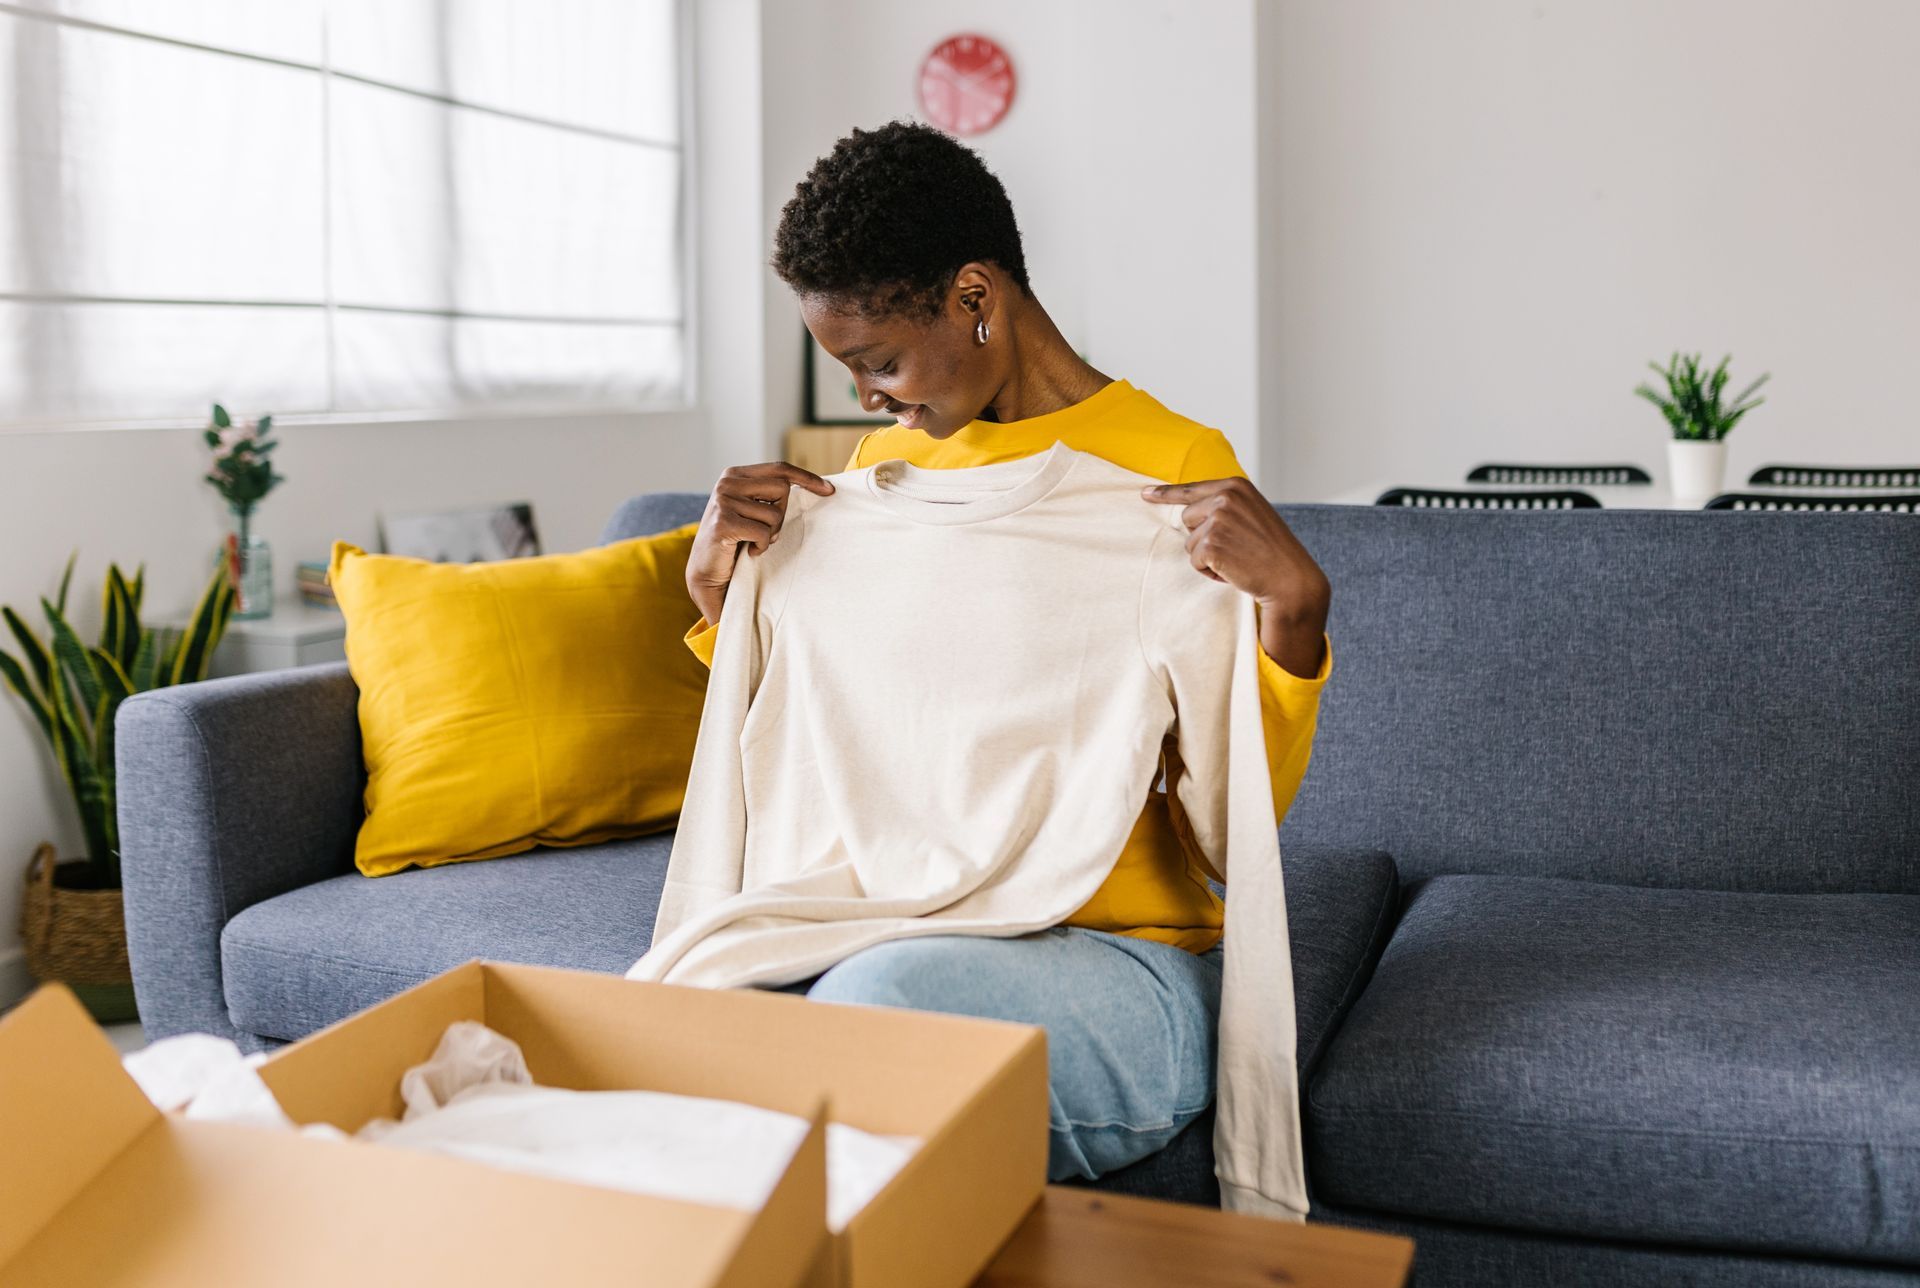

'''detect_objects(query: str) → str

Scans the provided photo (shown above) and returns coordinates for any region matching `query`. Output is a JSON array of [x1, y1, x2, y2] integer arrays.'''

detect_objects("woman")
[[679, 120, 1333, 1186]]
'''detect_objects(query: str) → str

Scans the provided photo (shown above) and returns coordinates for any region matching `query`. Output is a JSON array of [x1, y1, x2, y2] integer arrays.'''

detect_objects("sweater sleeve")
[[637, 530, 775, 962], [681, 434, 873, 671], [1141, 517, 1310, 1222], [1176, 429, 1333, 823]]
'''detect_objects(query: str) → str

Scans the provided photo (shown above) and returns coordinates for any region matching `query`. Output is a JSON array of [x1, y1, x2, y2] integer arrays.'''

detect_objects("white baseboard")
[[0, 947, 33, 1011]]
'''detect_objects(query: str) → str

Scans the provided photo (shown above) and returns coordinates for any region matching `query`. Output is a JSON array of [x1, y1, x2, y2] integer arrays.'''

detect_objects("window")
[[0, 0, 688, 427]]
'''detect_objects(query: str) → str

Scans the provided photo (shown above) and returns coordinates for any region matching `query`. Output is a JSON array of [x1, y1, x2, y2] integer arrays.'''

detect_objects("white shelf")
[[163, 602, 345, 678], [219, 602, 345, 643]]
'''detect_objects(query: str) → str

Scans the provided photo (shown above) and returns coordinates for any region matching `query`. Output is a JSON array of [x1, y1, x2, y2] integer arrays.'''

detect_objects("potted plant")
[[1634, 352, 1770, 503], [204, 402, 286, 619], [1, 553, 235, 1022]]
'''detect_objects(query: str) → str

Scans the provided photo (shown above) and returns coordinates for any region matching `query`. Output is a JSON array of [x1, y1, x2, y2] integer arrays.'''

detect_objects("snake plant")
[[1, 552, 235, 888], [1634, 352, 1770, 442]]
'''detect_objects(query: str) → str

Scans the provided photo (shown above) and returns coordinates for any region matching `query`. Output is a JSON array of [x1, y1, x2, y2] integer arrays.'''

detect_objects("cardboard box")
[[251, 960, 1050, 1288], [0, 977, 826, 1287]]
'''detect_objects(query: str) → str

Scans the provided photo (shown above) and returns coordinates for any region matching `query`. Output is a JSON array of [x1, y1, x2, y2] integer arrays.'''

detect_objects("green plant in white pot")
[[1634, 353, 1770, 503]]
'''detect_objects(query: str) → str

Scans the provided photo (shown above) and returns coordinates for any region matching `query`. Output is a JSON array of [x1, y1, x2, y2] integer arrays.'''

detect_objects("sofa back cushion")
[[1274, 506, 1919, 894], [602, 494, 709, 546]]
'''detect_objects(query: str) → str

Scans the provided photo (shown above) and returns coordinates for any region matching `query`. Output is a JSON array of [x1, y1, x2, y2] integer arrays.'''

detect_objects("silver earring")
[[975, 317, 990, 344]]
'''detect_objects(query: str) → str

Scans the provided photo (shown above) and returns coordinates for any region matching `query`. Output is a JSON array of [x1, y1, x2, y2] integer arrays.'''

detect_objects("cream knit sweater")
[[625, 440, 1307, 1219]]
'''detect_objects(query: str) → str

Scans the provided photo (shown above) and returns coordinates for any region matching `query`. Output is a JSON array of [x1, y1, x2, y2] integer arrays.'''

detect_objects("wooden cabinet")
[[783, 425, 871, 476]]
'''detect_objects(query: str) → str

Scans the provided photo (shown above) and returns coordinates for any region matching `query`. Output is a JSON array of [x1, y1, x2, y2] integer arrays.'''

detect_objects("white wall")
[[756, 0, 1268, 478], [1262, 0, 1920, 502]]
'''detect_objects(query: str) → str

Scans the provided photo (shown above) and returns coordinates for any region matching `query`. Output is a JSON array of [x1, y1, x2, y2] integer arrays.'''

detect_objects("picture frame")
[[379, 502, 541, 563], [806, 329, 894, 424]]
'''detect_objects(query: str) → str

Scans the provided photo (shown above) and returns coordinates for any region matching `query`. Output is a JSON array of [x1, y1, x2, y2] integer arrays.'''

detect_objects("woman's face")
[[800, 276, 999, 439]]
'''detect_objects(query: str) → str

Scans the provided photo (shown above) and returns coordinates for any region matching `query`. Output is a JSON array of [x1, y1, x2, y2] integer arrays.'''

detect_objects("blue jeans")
[[767, 926, 1224, 1181]]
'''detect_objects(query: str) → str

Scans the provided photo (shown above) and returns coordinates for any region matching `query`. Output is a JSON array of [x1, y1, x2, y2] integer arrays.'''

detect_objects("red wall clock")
[[918, 34, 1016, 137]]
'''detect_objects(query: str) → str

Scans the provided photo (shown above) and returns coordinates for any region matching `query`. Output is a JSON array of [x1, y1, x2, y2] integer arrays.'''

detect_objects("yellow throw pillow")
[[328, 524, 709, 877]]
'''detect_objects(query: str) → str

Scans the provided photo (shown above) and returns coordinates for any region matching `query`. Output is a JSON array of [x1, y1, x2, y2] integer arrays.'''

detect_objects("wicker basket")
[[20, 841, 133, 987]]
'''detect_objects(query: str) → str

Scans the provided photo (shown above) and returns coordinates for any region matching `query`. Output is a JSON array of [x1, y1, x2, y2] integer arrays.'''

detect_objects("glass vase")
[[227, 504, 273, 619]]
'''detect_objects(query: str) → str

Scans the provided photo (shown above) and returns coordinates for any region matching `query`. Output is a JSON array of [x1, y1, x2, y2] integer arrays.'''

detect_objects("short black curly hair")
[[771, 119, 1032, 320]]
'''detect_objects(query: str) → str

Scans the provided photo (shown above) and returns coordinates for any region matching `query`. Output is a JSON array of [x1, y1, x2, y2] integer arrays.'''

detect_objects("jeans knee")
[[804, 939, 961, 1013]]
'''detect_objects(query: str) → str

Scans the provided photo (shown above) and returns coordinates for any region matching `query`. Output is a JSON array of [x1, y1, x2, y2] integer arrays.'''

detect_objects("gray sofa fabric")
[[1306, 874, 1920, 1266], [1311, 1200, 1920, 1288], [1276, 507, 1920, 895], [118, 663, 365, 1046], [601, 491, 707, 544], [221, 833, 674, 1042]]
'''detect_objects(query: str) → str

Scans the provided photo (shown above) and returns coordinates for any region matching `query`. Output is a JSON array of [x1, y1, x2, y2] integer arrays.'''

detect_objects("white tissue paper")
[[120, 1032, 348, 1140], [123, 1019, 916, 1232]]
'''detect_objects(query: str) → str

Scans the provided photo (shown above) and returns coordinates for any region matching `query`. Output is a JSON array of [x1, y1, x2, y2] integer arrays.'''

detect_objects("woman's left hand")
[[1142, 477, 1332, 680]]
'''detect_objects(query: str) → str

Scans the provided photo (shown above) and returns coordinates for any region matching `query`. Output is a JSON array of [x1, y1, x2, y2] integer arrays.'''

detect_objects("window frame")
[[0, 0, 699, 434]]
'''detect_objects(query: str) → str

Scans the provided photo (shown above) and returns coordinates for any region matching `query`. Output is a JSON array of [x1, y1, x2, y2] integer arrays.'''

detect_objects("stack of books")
[[297, 560, 337, 609]]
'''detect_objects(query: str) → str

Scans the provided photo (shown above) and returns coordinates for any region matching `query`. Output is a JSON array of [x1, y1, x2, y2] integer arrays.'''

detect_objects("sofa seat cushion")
[[1306, 875, 1920, 1266], [221, 834, 671, 1041]]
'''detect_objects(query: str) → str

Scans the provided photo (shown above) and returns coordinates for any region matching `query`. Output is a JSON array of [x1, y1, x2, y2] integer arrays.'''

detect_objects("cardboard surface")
[[258, 961, 1051, 1288], [0, 979, 827, 1288], [3, 960, 1045, 1287], [0, 982, 160, 1269]]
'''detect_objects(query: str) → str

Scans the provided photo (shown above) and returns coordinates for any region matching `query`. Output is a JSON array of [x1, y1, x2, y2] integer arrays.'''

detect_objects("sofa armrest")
[[117, 661, 364, 1046], [1283, 845, 1399, 1077]]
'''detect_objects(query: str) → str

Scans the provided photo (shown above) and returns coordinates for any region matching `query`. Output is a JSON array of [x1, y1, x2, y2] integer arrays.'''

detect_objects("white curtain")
[[0, 0, 685, 425]]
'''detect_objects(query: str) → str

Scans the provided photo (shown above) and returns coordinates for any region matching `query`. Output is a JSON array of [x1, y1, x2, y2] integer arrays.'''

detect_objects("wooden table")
[[974, 1188, 1413, 1288]]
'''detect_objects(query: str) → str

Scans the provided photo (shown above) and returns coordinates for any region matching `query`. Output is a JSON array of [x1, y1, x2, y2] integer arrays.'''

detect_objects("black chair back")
[[1467, 463, 1651, 485], [1747, 465, 1920, 488], [1706, 493, 1920, 513], [1377, 487, 1601, 510]]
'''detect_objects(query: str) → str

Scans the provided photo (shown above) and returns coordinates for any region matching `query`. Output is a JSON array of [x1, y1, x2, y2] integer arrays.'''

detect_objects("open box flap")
[[253, 958, 832, 1288], [3, 1112, 799, 1287], [257, 959, 1043, 1128], [465, 961, 1048, 1288], [254, 959, 1044, 1288], [3, 975, 828, 1287], [0, 984, 161, 1267], [254, 958, 488, 1130], [486, 959, 1039, 1128], [714, 1100, 830, 1288]]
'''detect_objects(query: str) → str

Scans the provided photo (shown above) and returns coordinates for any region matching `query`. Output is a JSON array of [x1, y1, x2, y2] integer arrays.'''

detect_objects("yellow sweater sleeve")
[[1177, 430, 1333, 823], [682, 433, 878, 670], [682, 614, 719, 668]]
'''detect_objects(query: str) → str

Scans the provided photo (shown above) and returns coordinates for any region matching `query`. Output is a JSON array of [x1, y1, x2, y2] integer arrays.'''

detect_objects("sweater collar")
[[863, 440, 1081, 526]]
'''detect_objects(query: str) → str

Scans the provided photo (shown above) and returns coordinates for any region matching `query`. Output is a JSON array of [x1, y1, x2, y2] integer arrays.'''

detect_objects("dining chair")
[[1706, 493, 1920, 513], [1746, 465, 1920, 488], [1466, 464, 1652, 485], [1376, 487, 1601, 510]]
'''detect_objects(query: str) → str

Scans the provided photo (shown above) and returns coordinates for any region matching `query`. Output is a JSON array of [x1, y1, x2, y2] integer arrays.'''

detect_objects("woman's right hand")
[[685, 462, 835, 625]]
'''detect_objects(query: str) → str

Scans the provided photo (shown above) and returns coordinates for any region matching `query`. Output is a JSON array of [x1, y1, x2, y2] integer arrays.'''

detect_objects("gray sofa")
[[117, 497, 1918, 1287]]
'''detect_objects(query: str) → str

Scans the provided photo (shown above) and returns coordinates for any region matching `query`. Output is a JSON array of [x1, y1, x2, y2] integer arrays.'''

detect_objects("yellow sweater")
[[679, 376, 1332, 953]]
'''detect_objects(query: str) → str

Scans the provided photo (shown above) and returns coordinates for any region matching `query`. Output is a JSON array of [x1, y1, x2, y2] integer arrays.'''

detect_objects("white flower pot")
[[1667, 439, 1728, 504]]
